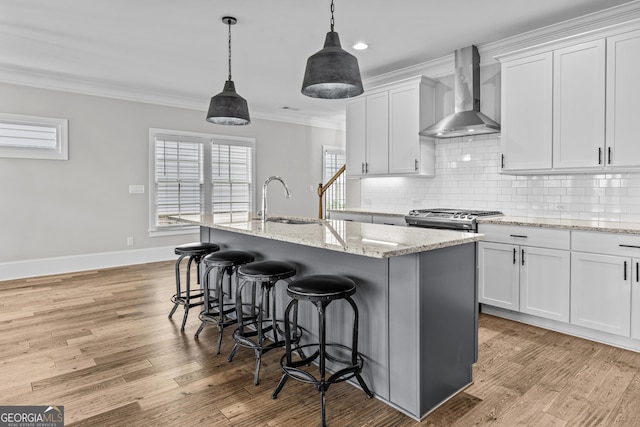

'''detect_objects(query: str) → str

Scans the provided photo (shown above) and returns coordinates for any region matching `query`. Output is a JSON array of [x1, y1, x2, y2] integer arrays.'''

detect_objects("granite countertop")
[[175, 214, 483, 259], [330, 209, 640, 235], [478, 216, 640, 235]]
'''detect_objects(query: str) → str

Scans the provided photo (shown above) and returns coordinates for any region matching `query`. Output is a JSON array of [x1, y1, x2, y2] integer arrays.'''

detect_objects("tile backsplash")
[[361, 135, 640, 222]]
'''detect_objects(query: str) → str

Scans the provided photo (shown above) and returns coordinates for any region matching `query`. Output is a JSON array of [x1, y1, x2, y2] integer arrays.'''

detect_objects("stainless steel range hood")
[[419, 45, 500, 139]]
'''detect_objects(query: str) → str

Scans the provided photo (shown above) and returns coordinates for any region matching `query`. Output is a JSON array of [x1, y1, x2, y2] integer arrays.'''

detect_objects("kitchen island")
[[176, 213, 484, 420]]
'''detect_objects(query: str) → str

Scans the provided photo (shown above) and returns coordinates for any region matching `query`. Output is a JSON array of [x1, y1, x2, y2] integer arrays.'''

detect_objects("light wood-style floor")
[[2, 261, 640, 426]]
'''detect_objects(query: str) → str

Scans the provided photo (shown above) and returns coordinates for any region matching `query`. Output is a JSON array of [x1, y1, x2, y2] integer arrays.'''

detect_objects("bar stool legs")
[[228, 260, 301, 385], [168, 242, 220, 331], [194, 250, 255, 354], [272, 275, 373, 427]]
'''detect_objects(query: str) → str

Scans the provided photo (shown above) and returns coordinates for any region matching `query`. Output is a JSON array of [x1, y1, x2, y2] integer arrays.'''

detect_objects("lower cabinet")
[[520, 246, 570, 322], [328, 211, 372, 223], [328, 211, 406, 226], [571, 230, 640, 339], [478, 242, 519, 310], [477, 224, 571, 323], [570, 251, 631, 336], [478, 241, 570, 322]]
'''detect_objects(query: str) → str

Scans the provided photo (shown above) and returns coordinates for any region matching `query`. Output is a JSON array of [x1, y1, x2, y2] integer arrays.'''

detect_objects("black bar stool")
[[228, 260, 300, 385], [272, 275, 373, 427], [168, 242, 220, 331], [195, 250, 255, 354]]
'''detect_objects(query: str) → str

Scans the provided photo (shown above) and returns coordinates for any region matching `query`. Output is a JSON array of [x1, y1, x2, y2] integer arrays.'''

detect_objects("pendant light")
[[301, 0, 363, 99], [206, 16, 250, 125]]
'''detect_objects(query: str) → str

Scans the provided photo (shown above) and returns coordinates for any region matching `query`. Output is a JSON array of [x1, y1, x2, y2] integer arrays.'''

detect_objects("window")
[[0, 113, 68, 160], [149, 129, 255, 236], [322, 145, 346, 218]]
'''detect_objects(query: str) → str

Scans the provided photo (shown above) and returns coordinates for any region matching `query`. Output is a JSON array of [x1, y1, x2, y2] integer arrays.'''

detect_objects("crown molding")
[[0, 64, 345, 130], [362, 0, 640, 83], [483, 0, 640, 61], [363, 55, 455, 89], [1, 1, 639, 129]]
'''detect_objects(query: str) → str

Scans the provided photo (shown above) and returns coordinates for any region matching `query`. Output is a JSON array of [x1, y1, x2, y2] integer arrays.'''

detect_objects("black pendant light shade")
[[206, 16, 250, 125], [301, 1, 363, 99], [206, 80, 250, 125]]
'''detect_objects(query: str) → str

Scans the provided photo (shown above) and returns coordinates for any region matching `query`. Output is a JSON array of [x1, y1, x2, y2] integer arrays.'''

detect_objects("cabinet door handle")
[[598, 147, 602, 165], [414, 159, 419, 171], [361, 162, 365, 173], [619, 244, 640, 249], [510, 234, 528, 238], [624, 261, 628, 280], [513, 248, 516, 264], [365, 162, 369, 173], [608, 147, 612, 165], [521, 249, 525, 266], [636, 262, 638, 283], [501, 154, 505, 169]]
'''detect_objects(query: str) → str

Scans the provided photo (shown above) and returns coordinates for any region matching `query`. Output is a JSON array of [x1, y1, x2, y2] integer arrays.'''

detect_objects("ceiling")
[[0, 0, 635, 127]]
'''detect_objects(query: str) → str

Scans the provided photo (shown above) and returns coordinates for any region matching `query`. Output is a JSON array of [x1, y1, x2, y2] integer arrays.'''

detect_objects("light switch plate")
[[129, 185, 145, 194]]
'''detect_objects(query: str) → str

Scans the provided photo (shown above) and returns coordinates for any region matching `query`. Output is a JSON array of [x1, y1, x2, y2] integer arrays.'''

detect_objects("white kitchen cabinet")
[[328, 211, 372, 223], [552, 40, 606, 169], [371, 214, 406, 226], [519, 246, 570, 322], [500, 52, 553, 171], [328, 211, 406, 226], [346, 93, 388, 176], [570, 230, 640, 338], [477, 224, 570, 322], [478, 242, 520, 310], [365, 92, 389, 175], [346, 76, 436, 178], [388, 84, 435, 175], [499, 28, 640, 174], [571, 251, 631, 336], [345, 98, 366, 177], [606, 29, 640, 168]]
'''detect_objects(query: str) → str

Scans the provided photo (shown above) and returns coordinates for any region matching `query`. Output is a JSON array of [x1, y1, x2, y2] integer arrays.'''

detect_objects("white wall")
[[0, 82, 344, 265], [360, 134, 640, 223]]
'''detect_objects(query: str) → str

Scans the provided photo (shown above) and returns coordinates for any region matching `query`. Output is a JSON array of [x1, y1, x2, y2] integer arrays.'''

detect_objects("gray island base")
[[185, 215, 480, 420]]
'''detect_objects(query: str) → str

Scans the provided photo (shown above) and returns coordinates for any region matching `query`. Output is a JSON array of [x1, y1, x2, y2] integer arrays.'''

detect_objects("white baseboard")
[[0, 246, 177, 281], [481, 304, 640, 353]]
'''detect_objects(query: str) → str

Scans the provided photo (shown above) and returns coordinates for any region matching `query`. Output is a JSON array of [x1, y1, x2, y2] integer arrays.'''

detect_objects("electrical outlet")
[[309, 184, 315, 192], [126, 236, 134, 246], [129, 185, 145, 194]]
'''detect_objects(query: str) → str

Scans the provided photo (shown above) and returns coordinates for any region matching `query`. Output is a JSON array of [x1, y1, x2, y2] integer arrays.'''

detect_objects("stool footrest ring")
[[278, 343, 365, 387]]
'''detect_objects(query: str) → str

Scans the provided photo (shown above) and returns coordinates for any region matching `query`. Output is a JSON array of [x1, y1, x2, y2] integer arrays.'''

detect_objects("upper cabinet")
[[500, 52, 553, 171], [498, 26, 640, 174], [346, 76, 436, 178], [607, 29, 640, 168], [552, 40, 606, 169]]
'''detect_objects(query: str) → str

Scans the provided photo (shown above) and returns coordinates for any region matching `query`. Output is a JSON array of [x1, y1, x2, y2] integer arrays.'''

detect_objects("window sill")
[[149, 226, 199, 238]]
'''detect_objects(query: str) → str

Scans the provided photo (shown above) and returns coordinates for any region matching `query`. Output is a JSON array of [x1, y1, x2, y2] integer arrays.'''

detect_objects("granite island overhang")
[[175, 214, 485, 420]]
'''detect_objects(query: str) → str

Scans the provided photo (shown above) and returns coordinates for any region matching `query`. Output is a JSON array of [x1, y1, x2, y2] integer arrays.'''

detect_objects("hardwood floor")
[[2, 261, 640, 426]]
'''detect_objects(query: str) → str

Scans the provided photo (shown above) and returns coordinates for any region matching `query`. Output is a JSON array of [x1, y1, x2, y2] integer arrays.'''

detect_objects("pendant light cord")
[[330, 0, 335, 32], [227, 19, 232, 81]]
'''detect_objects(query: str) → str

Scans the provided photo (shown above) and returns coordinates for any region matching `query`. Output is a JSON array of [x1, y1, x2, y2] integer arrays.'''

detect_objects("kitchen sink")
[[266, 217, 319, 225]]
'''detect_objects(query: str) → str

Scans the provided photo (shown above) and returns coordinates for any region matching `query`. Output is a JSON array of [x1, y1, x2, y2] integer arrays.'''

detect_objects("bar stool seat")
[[169, 242, 220, 331], [228, 260, 301, 385], [195, 250, 255, 353], [272, 275, 373, 427]]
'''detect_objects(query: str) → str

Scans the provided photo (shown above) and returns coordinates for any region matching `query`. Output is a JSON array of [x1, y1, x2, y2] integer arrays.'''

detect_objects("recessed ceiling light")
[[353, 42, 368, 50]]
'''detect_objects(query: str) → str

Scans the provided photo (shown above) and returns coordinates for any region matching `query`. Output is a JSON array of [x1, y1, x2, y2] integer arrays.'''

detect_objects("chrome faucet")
[[261, 176, 291, 222]]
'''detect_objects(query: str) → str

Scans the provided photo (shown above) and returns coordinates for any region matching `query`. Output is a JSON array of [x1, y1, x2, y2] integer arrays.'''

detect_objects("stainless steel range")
[[405, 208, 503, 232]]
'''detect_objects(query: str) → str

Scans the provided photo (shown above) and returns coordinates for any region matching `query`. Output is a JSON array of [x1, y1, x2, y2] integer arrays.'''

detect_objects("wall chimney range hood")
[[419, 45, 500, 139]]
